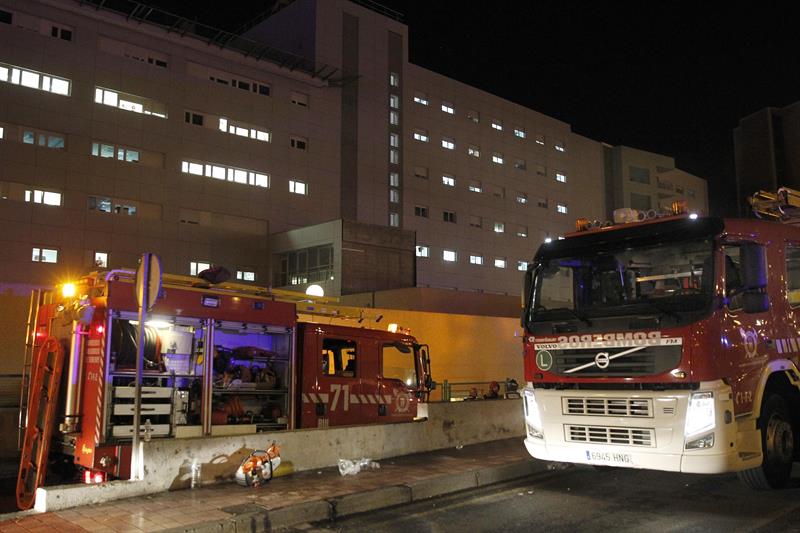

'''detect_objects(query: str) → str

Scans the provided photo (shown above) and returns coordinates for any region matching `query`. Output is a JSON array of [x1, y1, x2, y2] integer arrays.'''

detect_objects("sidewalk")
[[0, 438, 545, 532]]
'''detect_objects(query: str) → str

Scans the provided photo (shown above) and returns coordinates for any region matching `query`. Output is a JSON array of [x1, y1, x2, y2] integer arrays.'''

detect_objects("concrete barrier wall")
[[36, 399, 525, 511]]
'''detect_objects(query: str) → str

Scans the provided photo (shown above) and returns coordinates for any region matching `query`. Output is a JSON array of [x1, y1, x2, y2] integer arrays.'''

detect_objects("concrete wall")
[[341, 286, 520, 318], [36, 399, 524, 511]]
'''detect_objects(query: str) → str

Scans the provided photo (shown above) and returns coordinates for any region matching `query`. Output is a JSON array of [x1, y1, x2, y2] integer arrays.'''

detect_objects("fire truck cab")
[[521, 212, 800, 489]]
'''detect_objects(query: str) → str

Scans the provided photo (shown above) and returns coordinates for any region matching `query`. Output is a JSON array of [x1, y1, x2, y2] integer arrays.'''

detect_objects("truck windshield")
[[529, 237, 713, 323]]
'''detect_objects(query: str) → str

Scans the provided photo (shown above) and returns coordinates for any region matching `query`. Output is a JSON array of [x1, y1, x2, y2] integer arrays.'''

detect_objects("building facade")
[[603, 145, 708, 220], [734, 102, 800, 215]]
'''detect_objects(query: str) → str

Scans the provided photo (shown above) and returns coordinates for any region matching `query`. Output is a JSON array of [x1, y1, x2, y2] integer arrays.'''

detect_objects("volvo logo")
[[594, 352, 610, 369]]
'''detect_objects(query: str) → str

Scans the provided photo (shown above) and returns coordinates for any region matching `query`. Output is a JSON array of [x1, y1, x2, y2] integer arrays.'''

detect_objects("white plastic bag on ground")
[[338, 457, 380, 476]]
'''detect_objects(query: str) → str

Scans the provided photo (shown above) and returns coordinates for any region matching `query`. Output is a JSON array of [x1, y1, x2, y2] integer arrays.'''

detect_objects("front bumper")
[[522, 380, 760, 474]]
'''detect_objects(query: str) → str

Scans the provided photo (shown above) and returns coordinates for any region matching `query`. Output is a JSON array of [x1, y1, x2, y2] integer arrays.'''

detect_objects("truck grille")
[[551, 345, 681, 377], [565, 425, 655, 447], [564, 397, 651, 417]]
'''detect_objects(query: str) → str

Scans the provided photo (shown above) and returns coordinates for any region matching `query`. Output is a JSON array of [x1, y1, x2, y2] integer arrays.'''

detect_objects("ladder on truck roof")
[[749, 187, 800, 224], [101, 269, 387, 325]]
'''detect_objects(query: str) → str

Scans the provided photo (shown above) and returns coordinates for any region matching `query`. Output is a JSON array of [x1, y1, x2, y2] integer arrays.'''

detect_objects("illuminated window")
[[236, 270, 256, 281], [389, 94, 400, 108], [389, 72, 399, 87], [23, 128, 65, 149], [389, 172, 400, 187], [218, 117, 270, 142], [389, 212, 400, 227], [91, 142, 139, 163], [441, 137, 455, 150], [88, 196, 137, 215], [517, 192, 528, 204], [468, 180, 482, 193], [466, 109, 479, 123], [494, 222, 505, 233], [443, 250, 457, 262], [494, 258, 507, 269], [0, 125, 4, 138], [389, 149, 400, 164], [389, 189, 400, 203], [32, 247, 58, 263], [413, 91, 429, 105], [442, 174, 455, 187], [556, 172, 567, 183], [416, 245, 430, 258], [289, 180, 307, 195], [389, 110, 399, 125], [517, 261, 528, 271], [190, 261, 211, 276], [94, 87, 166, 117], [516, 225, 528, 238], [554, 141, 566, 152], [492, 153, 504, 164], [491, 119, 503, 131], [94, 252, 108, 268], [181, 159, 269, 188], [557, 204, 568, 214], [413, 129, 429, 142], [514, 128, 526, 138], [468, 145, 480, 157], [390, 133, 400, 147], [470, 254, 483, 265], [535, 134, 545, 145], [441, 101, 454, 114], [0, 61, 70, 95], [25, 189, 61, 206]]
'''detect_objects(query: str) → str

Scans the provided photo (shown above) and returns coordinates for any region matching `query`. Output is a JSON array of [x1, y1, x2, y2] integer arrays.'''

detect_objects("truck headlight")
[[524, 389, 543, 439], [684, 391, 715, 438]]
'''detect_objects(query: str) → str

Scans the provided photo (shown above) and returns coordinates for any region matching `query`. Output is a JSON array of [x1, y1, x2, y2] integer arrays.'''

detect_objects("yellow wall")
[[0, 289, 31, 375], [298, 306, 524, 396]]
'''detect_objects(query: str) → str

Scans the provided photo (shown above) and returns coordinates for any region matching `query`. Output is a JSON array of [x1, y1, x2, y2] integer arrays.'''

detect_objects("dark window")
[[184, 111, 204, 126], [258, 84, 270, 96], [51, 26, 58, 37], [321, 338, 357, 377], [414, 206, 428, 217], [443, 211, 456, 223], [235, 80, 250, 91], [291, 137, 307, 150], [0, 9, 12, 24], [630, 192, 651, 210], [60, 29, 72, 41], [629, 166, 651, 184]]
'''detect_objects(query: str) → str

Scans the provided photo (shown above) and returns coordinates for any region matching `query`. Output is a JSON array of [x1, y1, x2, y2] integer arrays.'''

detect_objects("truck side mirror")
[[740, 243, 769, 313]]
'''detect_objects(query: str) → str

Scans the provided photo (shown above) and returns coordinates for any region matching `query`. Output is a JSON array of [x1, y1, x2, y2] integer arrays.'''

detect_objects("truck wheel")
[[738, 394, 794, 490]]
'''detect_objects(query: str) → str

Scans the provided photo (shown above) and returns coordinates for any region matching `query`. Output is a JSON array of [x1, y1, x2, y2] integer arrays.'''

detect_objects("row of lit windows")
[[402, 167, 564, 211], [414, 245, 529, 271], [404, 84, 566, 152], [28, 246, 256, 280], [0, 61, 70, 95], [180, 159, 307, 195], [409, 128, 567, 179]]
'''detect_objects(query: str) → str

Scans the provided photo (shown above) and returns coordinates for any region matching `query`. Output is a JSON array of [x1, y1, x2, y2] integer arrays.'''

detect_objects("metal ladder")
[[17, 289, 44, 450], [749, 187, 800, 224]]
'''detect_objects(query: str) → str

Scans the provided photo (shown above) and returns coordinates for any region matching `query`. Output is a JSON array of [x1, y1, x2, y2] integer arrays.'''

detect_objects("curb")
[[161, 459, 549, 533]]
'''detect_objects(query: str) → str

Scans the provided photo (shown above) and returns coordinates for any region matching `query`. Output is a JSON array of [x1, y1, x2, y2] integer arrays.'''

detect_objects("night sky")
[[147, 1, 800, 216]]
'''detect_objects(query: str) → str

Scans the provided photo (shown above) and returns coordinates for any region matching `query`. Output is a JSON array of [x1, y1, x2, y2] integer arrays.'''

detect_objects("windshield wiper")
[[535, 305, 592, 326]]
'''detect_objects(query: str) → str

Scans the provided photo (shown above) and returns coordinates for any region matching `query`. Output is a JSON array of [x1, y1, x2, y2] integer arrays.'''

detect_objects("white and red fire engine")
[[521, 197, 800, 489], [17, 269, 432, 509]]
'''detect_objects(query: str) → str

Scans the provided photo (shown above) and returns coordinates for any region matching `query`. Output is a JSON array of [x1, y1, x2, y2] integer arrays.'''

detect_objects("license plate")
[[585, 450, 634, 466]]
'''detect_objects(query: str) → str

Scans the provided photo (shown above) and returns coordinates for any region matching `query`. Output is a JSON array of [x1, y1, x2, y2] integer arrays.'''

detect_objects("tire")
[[738, 394, 795, 490]]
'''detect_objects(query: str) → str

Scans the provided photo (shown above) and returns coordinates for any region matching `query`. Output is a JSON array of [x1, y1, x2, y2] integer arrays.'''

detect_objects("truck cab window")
[[321, 338, 357, 377], [723, 245, 743, 310], [382, 343, 418, 387]]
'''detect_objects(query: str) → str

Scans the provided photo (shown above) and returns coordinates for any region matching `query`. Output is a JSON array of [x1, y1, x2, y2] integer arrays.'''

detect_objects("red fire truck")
[[17, 269, 433, 509], [521, 205, 800, 490]]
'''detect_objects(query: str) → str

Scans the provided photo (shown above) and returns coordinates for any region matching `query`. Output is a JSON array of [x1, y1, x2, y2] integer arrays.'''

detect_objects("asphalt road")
[[287, 465, 800, 533]]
